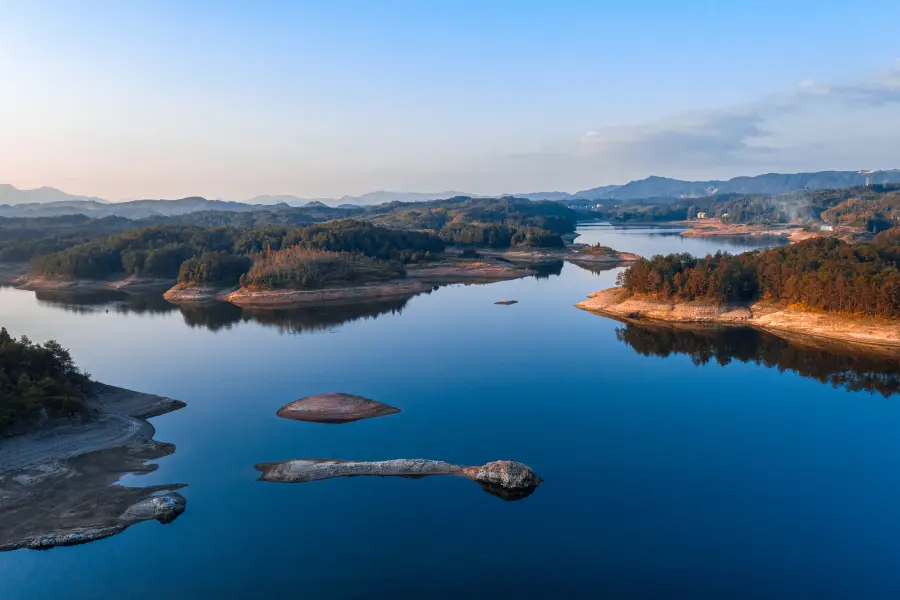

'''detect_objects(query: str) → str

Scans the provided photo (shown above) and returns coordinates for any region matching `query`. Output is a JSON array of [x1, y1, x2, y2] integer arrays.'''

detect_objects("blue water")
[[2, 228, 899, 600]]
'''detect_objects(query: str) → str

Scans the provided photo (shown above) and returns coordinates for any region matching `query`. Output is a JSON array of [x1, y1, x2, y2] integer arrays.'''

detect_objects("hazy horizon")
[[2, 1, 899, 201]]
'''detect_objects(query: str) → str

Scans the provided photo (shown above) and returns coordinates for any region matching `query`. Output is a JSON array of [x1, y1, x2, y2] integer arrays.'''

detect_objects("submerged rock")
[[276, 393, 401, 424], [255, 457, 542, 501]]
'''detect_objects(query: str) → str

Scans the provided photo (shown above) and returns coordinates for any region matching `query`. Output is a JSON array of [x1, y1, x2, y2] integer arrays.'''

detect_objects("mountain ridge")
[[3, 169, 900, 216]]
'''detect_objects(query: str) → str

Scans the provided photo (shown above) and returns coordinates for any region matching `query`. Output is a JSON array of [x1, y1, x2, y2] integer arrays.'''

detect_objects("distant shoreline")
[[576, 287, 900, 354]]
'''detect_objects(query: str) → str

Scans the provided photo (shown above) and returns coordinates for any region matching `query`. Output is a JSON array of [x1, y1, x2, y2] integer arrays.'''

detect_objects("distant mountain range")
[[2, 169, 899, 218], [0, 184, 107, 206], [573, 170, 900, 201]]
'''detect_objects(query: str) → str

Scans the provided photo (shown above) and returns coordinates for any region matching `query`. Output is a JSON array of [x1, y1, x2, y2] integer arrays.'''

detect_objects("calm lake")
[[3, 225, 900, 600]]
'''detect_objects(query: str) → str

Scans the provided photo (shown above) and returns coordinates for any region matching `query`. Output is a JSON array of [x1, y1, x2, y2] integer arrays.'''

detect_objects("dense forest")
[[616, 323, 900, 397], [240, 248, 405, 290], [0, 328, 91, 435], [31, 220, 444, 284], [618, 235, 900, 317], [363, 196, 577, 247]]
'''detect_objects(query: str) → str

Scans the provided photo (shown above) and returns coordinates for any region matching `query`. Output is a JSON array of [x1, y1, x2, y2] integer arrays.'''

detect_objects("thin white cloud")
[[498, 64, 900, 188]]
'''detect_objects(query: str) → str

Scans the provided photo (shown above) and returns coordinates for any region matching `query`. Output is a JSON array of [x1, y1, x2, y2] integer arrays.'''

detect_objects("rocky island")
[[276, 393, 401, 424], [256, 458, 542, 501]]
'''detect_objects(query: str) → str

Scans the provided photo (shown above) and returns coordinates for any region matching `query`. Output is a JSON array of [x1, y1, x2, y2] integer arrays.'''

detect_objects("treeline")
[[618, 236, 900, 317], [437, 223, 565, 248], [240, 248, 405, 290], [33, 220, 444, 284], [0, 328, 91, 435], [364, 196, 577, 247]]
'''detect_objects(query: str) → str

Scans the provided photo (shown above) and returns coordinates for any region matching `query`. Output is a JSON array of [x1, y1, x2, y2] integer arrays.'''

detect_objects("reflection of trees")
[[34, 289, 175, 315], [239, 297, 411, 334], [566, 261, 619, 276], [616, 323, 900, 397], [531, 260, 563, 280], [31, 289, 414, 335], [179, 296, 412, 334]]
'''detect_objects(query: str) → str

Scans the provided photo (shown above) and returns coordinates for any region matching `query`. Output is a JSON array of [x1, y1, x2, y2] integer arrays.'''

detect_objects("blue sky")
[[1, 0, 898, 200]]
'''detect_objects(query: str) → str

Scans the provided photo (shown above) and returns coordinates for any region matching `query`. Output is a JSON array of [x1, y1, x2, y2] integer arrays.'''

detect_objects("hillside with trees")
[[0, 329, 91, 435], [362, 196, 577, 247], [618, 236, 900, 317], [240, 248, 405, 290], [30, 220, 444, 283]]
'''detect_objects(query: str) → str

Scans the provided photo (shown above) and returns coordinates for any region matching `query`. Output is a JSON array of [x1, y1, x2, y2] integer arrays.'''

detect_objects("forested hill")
[[0, 328, 92, 435], [618, 232, 900, 318], [574, 185, 900, 230], [576, 170, 900, 200], [31, 220, 446, 282], [0, 197, 578, 268]]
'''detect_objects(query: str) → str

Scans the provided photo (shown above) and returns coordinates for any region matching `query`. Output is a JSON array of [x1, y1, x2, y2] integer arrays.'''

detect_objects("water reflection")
[[31, 289, 415, 334], [616, 322, 900, 397], [531, 260, 564, 280], [35, 289, 174, 315], [566, 260, 619, 276]]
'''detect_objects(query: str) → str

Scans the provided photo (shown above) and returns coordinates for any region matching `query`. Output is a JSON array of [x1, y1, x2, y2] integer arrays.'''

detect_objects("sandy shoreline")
[[576, 287, 900, 354]]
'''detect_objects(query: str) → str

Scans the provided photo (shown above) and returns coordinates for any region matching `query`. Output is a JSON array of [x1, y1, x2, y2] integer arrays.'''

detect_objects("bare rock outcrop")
[[255, 458, 542, 501], [276, 393, 400, 424]]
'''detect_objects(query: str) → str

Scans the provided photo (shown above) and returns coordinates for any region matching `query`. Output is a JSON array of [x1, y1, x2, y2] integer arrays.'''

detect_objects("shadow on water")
[[615, 321, 900, 397], [32, 288, 417, 334]]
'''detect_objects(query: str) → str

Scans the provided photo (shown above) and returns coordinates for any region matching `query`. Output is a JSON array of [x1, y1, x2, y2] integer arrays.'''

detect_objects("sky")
[[1, 0, 899, 201]]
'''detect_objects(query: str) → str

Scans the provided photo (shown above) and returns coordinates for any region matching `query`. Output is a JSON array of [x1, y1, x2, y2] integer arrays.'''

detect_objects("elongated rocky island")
[[255, 458, 542, 501], [276, 393, 401, 424]]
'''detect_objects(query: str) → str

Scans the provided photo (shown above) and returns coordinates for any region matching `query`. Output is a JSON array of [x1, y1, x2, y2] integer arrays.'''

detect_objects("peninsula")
[[577, 236, 900, 353], [0, 329, 188, 551]]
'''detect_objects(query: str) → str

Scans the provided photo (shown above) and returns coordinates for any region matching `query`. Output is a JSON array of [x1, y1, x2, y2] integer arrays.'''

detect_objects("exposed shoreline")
[[576, 287, 900, 354], [0, 383, 187, 551], [677, 220, 816, 242], [14, 274, 175, 294]]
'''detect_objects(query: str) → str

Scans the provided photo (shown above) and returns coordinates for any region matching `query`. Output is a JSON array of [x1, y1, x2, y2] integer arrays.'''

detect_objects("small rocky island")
[[276, 393, 401, 424], [255, 458, 542, 501], [0, 330, 188, 551]]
